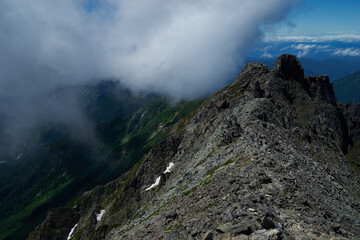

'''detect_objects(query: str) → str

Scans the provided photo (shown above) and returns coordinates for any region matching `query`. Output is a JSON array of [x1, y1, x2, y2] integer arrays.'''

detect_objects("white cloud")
[[265, 33, 360, 43], [261, 46, 273, 58], [317, 45, 330, 49], [292, 44, 316, 50], [333, 48, 360, 57], [290, 44, 331, 57], [0, 0, 301, 151], [0, 0, 300, 99], [291, 44, 315, 57]]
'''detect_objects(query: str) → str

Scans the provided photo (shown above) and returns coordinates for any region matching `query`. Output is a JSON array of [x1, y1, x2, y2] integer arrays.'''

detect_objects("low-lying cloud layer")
[[290, 44, 330, 57], [1, 0, 300, 99], [265, 33, 360, 43], [333, 48, 360, 57]]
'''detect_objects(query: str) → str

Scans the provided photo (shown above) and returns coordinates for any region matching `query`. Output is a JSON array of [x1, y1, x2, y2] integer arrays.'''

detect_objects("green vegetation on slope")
[[0, 179, 73, 240], [0, 126, 98, 240], [0, 80, 204, 240], [94, 97, 205, 181], [333, 70, 360, 105]]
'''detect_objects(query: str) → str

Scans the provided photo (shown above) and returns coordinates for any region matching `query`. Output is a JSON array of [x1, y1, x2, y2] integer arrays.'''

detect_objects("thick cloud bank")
[[0, 0, 300, 99]]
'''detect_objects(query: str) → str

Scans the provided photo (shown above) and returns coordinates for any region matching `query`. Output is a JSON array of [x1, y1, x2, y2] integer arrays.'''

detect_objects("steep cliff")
[[28, 55, 360, 240]]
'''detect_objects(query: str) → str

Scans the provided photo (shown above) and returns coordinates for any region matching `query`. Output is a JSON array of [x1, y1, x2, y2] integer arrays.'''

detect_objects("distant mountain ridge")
[[333, 71, 360, 105]]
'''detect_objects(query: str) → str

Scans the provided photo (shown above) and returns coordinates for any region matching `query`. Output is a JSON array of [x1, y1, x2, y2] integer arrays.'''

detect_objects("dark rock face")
[[28, 55, 360, 240], [273, 54, 304, 82], [344, 103, 360, 141], [27, 208, 79, 240], [308, 75, 337, 104], [261, 212, 275, 230], [343, 103, 360, 167]]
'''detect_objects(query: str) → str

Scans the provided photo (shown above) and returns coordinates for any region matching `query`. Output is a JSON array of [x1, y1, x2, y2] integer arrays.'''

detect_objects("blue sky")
[[275, 0, 360, 36], [258, 0, 360, 58], [83, 0, 360, 37]]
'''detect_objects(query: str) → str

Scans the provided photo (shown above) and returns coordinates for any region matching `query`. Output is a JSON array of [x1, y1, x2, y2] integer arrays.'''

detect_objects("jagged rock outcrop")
[[28, 207, 79, 240], [28, 55, 360, 240]]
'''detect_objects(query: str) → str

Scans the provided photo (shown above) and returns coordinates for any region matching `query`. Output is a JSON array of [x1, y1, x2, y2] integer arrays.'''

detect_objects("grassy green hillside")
[[333, 71, 360, 105], [0, 81, 204, 240]]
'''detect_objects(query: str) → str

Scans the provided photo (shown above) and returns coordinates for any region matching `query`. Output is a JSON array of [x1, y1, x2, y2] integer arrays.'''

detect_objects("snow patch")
[[96, 210, 105, 222], [67, 223, 78, 240], [145, 176, 161, 191], [164, 162, 174, 174]]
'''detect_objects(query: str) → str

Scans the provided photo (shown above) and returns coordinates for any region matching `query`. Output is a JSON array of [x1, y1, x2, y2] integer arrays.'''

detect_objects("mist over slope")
[[0, 0, 302, 161]]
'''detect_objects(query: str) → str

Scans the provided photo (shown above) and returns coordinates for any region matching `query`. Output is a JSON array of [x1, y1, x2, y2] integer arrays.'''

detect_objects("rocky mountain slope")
[[28, 55, 360, 240]]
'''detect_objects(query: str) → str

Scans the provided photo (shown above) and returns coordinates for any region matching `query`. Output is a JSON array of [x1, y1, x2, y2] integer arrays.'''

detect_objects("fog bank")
[[0, 0, 301, 98]]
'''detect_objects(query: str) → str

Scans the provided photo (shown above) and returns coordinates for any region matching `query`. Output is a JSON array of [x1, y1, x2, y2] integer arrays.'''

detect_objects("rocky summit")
[[28, 55, 360, 240]]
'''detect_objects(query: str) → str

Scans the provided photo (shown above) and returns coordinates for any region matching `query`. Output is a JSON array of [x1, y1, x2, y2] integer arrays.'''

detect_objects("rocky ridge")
[[28, 55, 360, 240]]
